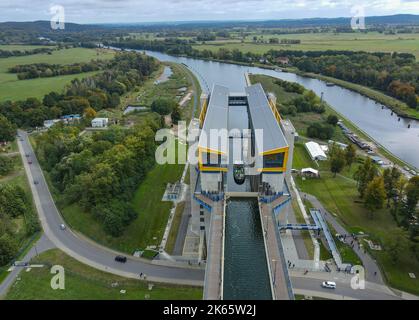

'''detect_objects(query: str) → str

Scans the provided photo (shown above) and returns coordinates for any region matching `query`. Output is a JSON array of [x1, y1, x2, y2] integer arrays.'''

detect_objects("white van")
[[321, 281, 337, 289]]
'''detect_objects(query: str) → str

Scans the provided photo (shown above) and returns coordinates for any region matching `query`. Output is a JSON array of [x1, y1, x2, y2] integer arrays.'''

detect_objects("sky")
[[1, 0, 419, 24]]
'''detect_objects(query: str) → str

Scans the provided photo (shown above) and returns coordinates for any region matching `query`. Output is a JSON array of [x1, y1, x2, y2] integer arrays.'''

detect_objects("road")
[[0, 235, 55, 298], [17, 130, 205, 286], [291, 273, 402, 300]]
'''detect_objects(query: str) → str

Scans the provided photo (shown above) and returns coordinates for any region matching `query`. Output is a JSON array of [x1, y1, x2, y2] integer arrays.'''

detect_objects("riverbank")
[[296, 71, 419, 121]]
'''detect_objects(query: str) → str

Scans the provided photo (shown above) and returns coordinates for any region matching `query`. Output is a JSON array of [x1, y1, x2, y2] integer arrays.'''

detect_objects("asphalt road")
[[291, 275, 402, 300], [17, 130, 205, 286]]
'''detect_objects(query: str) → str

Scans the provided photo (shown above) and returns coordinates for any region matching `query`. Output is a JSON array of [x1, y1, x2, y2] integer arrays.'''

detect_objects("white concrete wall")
[[201, 172, 222, 192], [262, 173, 285, 194]]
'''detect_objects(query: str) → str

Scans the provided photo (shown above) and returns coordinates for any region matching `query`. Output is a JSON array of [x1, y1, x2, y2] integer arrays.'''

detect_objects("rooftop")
[[198, 85, 230, 154], [246, 83, 288, 154]]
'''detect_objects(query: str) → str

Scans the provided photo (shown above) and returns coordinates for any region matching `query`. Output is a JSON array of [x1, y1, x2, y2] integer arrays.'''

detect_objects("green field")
[[194, 32, 419, 58], [0, 47, 114, 101], [5, 249, 202, 300]]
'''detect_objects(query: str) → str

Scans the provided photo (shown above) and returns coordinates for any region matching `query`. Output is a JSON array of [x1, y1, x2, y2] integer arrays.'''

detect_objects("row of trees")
[[354, 158, 419, 236], [282, 51, 419, 110], [0, 47, 53, 58], [0, 52, 159, 128], [35, 115, 163, 237], [0, 184, 40, 266], [9, 60, 106, 80]]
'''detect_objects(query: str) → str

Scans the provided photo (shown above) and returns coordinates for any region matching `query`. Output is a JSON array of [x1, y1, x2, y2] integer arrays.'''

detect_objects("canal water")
[[223, 198, 272, 300], [142, 50, 419, 169]]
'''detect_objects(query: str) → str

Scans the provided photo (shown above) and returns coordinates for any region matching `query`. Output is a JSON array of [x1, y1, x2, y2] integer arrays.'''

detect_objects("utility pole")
[[272, 259, 277, 286]]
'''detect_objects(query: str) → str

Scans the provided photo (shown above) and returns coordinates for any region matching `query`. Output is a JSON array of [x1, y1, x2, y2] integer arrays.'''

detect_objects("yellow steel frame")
[[199, 98, 208, 128], [268, 99, 281, 125], [198, 147, 228, 172], [258, 146, 289, 173]]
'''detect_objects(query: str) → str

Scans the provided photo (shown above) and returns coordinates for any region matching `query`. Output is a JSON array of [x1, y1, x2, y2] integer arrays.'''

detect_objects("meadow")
[[0, 46, 114, 101], [5, 249, 202, 300], [193, 32, 419, 58]]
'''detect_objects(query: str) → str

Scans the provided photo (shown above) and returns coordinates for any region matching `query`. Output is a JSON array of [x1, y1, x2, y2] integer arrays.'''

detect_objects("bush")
[[0, 155, 14, 176], [327, 114, 339, 126], [151, 98, 177, 115], [307, 122, 335, 140]]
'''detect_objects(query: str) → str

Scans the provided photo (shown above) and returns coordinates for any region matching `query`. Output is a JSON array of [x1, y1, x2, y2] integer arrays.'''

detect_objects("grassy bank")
[[5, 249, 202, 300], [165, 201, 186, 254]]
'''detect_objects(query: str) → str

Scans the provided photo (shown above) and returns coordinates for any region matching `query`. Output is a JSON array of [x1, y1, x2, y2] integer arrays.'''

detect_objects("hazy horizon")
[[1, 0, 419, 24]]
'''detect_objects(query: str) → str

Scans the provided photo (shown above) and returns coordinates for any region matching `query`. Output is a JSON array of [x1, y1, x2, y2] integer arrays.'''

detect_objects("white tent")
[[305, 141, 327, 161], [301, 168, 319, 177]]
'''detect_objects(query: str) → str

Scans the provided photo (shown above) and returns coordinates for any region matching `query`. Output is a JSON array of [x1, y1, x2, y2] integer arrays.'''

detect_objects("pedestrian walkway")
[[0, 234, 55, 298], [301, 192, 385, 284]]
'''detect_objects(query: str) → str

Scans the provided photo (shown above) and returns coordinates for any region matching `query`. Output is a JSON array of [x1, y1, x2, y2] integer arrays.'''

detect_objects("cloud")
[[0, 0, 418, 23]]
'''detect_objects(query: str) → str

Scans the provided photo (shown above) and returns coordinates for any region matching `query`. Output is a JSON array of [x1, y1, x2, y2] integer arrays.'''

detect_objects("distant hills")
[[1, 14, 418, 32]]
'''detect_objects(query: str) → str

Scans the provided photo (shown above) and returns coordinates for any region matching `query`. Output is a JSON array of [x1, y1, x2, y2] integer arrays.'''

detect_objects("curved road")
[[18, 130, 205, 286]]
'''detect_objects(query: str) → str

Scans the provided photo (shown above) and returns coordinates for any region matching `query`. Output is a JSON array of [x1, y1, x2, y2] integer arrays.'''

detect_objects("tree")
[[0, 115, 16, 143], [329, 146, 345, 177], [327, 115, 339, 126], [0, 155, 14, 176], [383, 167, 401, 208], [151, 98, 176, 115], [399, 176, 419, 227], [354, 158, 378, 198], [0, 234, 18, 266], [83, 107, 97, 119], [171, 105, 182, 125], [364, 176, 386, 218], [344, 144, 356, 168]]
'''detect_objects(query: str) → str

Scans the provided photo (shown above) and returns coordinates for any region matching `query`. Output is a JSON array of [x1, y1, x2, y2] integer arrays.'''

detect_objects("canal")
[[223, 198, 272, 300], [142, 50, 419, 169]]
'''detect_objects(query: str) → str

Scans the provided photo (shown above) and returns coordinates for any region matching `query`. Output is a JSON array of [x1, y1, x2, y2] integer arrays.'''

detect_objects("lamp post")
[[272, 259, 277, 286]]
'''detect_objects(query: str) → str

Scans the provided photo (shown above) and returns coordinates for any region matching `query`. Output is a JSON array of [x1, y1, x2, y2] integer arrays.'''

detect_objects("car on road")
[[25, 154, 30, 158], [59, 224, 66, 230], [321, 281, 337, 289], [13, 261, 29, 267], [115, 255, 127, 263], [28, 160, 32, 164], [33, 180, 39, 185]]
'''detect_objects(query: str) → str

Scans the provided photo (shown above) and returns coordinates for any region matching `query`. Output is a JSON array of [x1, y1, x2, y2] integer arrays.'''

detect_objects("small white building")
[[43, 119, 61, 129], [91, 118, 109, 128], [301, 167, 320, 178], [305, 141, 328, 161]]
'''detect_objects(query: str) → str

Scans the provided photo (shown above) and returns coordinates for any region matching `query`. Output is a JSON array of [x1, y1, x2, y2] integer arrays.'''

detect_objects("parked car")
[[321, 281, 336, 289], [115, 256, 127, 263], [59, 224, 66, 230], [13, 261, 29, 267]]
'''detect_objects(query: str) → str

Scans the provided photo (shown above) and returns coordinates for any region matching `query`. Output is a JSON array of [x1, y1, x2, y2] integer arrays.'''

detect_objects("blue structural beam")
[[278, 223, 320, 231]]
